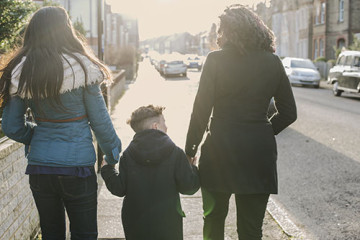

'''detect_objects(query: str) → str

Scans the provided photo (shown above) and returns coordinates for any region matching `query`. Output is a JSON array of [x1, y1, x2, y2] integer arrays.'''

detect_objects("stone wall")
[[107, 69, 126, 113], [0, 140, 39, 240]]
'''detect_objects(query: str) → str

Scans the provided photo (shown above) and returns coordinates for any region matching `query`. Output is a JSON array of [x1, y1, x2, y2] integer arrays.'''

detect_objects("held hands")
[[187, 155, 198, 166], [101, 156, 115, 168]]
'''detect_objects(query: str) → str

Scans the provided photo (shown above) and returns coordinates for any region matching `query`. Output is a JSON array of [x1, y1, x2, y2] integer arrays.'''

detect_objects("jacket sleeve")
[[175, 147, 200, 195], [270, 57, 297, 135], [2, 96, 35, 145], [185, 53, 216, 157], [84, 84, 121, 165], [101, 155, 127, 197]]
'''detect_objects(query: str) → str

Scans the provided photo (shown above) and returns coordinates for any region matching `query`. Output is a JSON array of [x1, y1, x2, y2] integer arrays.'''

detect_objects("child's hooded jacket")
[[101, 129, 200, 240]]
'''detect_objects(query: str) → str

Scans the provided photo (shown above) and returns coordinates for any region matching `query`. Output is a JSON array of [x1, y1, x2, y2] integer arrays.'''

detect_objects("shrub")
[[105, 45, 136, 67], [0, 0, 35, 53], [314, 56, 327, 62], [327, 59, 336, 65]]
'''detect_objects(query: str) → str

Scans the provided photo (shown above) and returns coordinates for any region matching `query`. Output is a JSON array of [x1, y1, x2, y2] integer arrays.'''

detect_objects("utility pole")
[[97, 0, 107, 171], [97, 0, 103, 61]]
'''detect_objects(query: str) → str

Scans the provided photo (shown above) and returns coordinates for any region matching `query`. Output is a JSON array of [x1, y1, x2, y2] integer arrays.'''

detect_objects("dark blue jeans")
[[202, 188, 270, 240], [29, 172, 98, 240]]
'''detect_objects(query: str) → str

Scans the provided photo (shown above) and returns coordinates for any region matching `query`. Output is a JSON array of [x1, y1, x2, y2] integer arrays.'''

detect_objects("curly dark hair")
[[218, 4, 275, 55], [127, 105, 165, 132]]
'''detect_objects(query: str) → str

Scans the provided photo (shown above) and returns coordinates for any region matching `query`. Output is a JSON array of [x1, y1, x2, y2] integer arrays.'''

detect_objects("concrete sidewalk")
[[96, 60, 307, 239], [97, 175, 293, 239]]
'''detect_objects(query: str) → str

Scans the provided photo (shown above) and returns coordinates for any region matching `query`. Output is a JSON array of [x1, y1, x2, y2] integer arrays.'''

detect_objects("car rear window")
[[169, 61, 184, 65], [354, 57, 360, 67], [290, 60, 316, 69]]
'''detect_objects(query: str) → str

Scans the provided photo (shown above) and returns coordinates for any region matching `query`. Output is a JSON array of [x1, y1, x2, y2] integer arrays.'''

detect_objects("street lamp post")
[[97, 0, 107, 172]]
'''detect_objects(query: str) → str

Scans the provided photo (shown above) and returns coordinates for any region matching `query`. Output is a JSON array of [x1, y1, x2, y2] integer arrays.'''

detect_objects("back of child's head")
[[127, 105, 165, 133]]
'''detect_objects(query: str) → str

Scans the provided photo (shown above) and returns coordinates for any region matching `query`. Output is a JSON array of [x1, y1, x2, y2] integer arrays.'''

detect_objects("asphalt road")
[[273, 85, 360, 240]]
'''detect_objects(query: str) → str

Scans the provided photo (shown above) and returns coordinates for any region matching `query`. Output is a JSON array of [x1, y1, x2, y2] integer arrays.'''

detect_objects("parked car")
[[184, 54, 203, 71], [161, 57, 187, 77], [148, 51, 160, 66], [327, 50, 360, 96], [154, 55, 168, 73], [282, 57, 321, 88]]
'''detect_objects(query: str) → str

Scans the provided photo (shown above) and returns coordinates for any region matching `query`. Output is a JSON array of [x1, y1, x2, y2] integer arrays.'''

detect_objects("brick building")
[[268, 0, 313, 58], [256, 0, 360, 60], [313, 0, 360, 59]]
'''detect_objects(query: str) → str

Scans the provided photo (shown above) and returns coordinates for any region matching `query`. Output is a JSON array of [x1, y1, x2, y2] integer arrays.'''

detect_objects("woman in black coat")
[[185, 5, 297, 240]]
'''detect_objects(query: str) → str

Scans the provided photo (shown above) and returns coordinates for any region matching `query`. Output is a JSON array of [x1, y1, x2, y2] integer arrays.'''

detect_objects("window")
[[345, 56, 353, 66], [320, 2, 326, 24], [314, 39, 318, 59], [319, 39, 324, 57], [315, 6, 319, 24], [338, 38, 346, 49], [354, 57, 360, 67], [338, 56, 346, 65], [290, 59, 316, 69], [339, 0, 344, 22]]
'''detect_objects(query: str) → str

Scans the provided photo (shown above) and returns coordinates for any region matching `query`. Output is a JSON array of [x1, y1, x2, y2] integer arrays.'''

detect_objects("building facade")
[[315, 0, 360, 59], [34, 0, 139, 60], [256, 0, 360, 60], [269, 0, 313, 58]]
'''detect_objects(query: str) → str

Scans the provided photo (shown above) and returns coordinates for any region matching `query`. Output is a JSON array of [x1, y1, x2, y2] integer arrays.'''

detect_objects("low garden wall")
[[0, 140, 39, 239]]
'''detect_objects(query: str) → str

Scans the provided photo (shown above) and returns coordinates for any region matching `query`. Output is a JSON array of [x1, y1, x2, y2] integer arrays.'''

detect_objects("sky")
[[105, 0, 268, 40]]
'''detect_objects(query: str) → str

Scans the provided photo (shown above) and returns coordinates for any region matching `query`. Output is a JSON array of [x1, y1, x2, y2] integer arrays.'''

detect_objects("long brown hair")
[[0, 6, 111, 108], [218, 4, 275, 55]]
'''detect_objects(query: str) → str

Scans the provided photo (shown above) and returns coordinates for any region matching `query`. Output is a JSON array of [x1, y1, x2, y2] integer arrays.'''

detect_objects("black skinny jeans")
[[29, 172, 98, 240]]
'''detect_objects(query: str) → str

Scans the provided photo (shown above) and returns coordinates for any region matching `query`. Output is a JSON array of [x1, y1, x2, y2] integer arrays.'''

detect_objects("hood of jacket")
[[10, 53, 104, 98], [126, 129, 176, 166]]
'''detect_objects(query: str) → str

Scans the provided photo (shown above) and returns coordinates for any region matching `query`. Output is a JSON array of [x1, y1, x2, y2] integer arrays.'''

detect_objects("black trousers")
[[202, 188, 269, 240], [29, 173, 98, 240]]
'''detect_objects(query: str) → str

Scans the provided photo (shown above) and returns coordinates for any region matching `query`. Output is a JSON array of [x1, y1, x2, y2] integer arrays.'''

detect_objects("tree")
[[208, 23, 218, 51], [73, 18, 87, 38], [0, 0, 35, 53], [41, 0, 60, 7], [349, 35, 360, 51]]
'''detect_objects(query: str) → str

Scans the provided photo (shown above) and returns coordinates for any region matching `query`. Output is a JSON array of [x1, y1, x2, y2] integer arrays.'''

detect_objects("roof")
[[339, 51, 360, 57], [282, 57, 312, 61]]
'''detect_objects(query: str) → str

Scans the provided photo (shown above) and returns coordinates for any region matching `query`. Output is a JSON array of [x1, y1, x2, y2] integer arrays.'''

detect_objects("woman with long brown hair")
[[185, 5, 297, 240], [0, 6, 121, 239]]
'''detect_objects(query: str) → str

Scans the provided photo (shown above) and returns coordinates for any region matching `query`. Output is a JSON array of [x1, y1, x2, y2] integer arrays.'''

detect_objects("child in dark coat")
[[101, 105, 200, 240]]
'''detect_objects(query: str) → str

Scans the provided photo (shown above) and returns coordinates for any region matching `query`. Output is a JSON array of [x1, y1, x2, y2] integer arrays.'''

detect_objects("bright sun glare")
[[106, 0, 267, 40]]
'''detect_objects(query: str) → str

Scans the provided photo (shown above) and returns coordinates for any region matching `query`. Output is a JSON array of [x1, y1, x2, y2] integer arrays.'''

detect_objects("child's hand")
[[101, 156, 115, 168]]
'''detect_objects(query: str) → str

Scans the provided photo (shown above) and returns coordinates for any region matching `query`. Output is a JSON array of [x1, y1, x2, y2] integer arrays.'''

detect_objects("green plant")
[[41, 0, 60, 7], [73, 18, 87, 38], [105, 45, 136, 67], [0, 0, 35, 53], [314, 56, 327, 62], [349, 34, 360, 51], [327, 59, 336, 65], [208, 23, 218, 51]]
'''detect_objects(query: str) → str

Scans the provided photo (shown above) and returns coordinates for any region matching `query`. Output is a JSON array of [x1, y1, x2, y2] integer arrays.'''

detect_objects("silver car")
[[160, 55, 187, 77], [282, 57, 321, 88]]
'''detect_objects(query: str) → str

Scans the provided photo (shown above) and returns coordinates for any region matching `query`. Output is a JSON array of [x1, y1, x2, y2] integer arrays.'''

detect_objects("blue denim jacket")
[[2, 54, 121, 167]]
